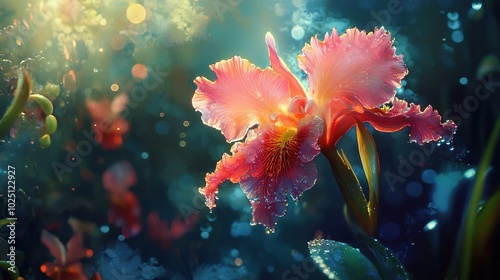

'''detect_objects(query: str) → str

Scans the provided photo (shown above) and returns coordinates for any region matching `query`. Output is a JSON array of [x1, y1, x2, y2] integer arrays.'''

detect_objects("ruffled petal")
[[193, 56, 291, 142], [298, 27, 408, 110], [265, 32, 307, 99], [378, 98, 457, 144], [240, 116, 323, 230], [198, 142, 251, 209], [199, 116, 323, 230], [326, 97, 457, 145]]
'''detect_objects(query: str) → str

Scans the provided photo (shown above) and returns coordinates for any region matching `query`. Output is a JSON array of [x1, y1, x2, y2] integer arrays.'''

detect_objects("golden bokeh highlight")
[[126, 3, 147, 24], [131, 64, 148, 79], [110, 84, 119, 91]]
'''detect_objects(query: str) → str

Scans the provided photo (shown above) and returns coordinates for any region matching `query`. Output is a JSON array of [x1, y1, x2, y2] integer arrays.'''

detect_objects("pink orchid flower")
[[192, 27, 456, 231]]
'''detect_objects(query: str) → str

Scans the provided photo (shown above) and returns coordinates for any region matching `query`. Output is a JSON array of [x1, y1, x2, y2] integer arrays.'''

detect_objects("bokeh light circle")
[[126, 3, 147, 24]]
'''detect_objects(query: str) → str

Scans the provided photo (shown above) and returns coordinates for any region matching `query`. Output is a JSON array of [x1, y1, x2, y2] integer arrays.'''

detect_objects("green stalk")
[[0, 261, 19, 280], [355, 120, 380, 234], [0, 71, 31, 137], [461, 117, 500, 278], [322, 144, 371, 234]]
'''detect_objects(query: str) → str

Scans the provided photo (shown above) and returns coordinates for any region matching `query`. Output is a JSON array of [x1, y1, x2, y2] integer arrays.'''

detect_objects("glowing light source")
[[472, 2, 482, 10], [234, 258, 243, 266], [201, 231, 209, 239], [126, 3, 147, 24], [110, 84, 119, 91], [447, 12, 459, 21], [100, 225, 110, 233], [85, 249, 93, 257], [291, 25, 305, 41], [424, 219, 438, 231], [464, 168, 476, 179], [131, 64, 148, 79], [230, 249, 239, 257], [451, 30, 464, 43], [100, 18, 107, 26]]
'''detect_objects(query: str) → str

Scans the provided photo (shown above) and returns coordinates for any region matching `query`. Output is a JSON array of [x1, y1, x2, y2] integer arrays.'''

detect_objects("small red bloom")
[[147, 211, 198, 249], [85, 92, 129, 150], [102, 161, 141, 238], [40, 229, 93, 280]]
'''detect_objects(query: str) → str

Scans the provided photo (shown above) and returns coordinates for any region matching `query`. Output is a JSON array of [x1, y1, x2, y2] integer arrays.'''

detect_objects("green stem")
[[0, 71, 31, 137], [322, 144, 371, 234], [461, 117, 500, 278], [355, 120, 380, 234], [0, 261, 19, 280]]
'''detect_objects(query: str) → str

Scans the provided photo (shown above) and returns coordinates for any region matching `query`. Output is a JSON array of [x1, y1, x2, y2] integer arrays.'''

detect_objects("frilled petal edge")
[[198, 115, 323, 230], [328, 97, 457, 145], [298, 27, 408, 110], [193, 56, 292, 142]]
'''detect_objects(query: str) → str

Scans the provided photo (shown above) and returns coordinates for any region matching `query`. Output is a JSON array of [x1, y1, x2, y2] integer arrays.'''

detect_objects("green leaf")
[[0, 218, 13, 229], [45, 114, 58, 135], [355, 119, 380, 234], [308, 239, 381, 280], [355, 233, 409, 280], [322, 145, 370, 234], [0, 71, 31, 137], [0, 260, 19, 280], [460, 117, 500, 278], [473, 190, 500, 257], [39, 133, 51, 148], [29, 94, 54, 115]]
